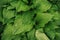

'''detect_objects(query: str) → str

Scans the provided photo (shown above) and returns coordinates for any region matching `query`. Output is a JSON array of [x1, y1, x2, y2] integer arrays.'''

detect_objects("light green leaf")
[[32, 0, 51, 12], [14, 12, 34, 35], [35, 30, 50, 40], [35, 13, 53, 27], [2, 12, 35, 38], [1, 24, 15, 40], [10, 1, 30, 12], [3, 8, 15, 19]]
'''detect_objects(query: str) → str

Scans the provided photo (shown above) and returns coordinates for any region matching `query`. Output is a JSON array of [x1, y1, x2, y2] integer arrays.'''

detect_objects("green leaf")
[[35, 13, 53, 27], [36, 28, 44, 33], [20, 34, 27, 40], [3, 8, 15, 19], [44, 22, 56, 40], [10, 1, 30, 12], [22, 0, 28, 3], [7, 6, 15, 10], [0, 0, 12, 6], [55, 28, 60, 33], [13, 12, 35, 35], [27, 29, 36, 40], [32, 0, 51, 12], [53, 12, 60, 20], [35, 30, 50, 40], [2, 12, 35, 40], [1, 24, 15, 40], [55, 33, 60, 40], [49, 5, 58, 12], [49, 11, 60, 25], [0, 7, 3, 22], [12, 34, 21, 40]]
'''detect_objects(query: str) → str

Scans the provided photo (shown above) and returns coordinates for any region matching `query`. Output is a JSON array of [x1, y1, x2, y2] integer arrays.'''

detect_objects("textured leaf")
[[10, 1, 30, 12], [3, 8, 15, 19], [27, 29, 36, 40], [1, 24, 14, 40], [13, 12, 34, 35], [35, 30, 50, 40], [32, 0, 51, 12], [44, 22, 56, 40], [35, 13, 53, 27]]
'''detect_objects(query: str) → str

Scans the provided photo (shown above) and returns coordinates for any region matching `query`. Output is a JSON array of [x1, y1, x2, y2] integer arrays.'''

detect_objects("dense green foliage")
[[0, 0, 60, 40]]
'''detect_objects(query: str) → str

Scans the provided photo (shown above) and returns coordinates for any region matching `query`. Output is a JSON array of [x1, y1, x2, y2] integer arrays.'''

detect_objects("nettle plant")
[[0, 0, 60, 40]]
